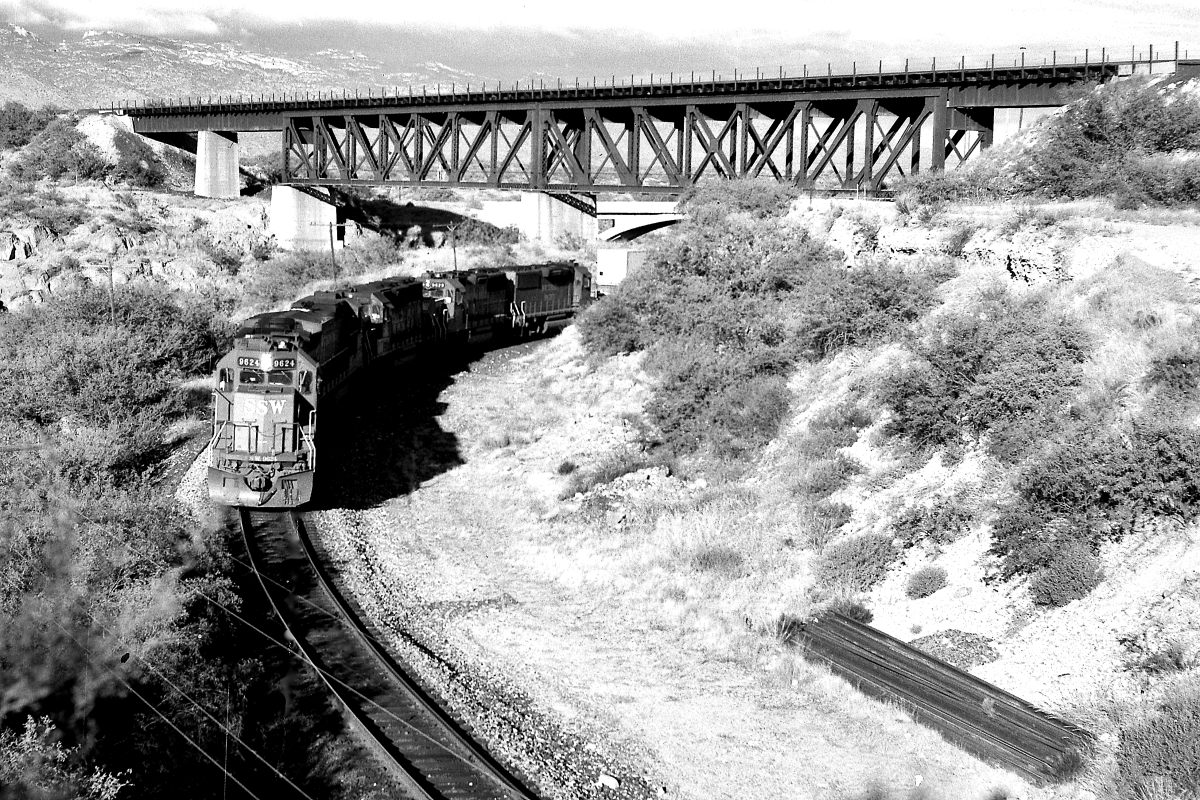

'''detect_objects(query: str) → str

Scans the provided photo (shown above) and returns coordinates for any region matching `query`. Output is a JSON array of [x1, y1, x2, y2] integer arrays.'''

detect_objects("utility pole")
[[103, 257, 115, 326], [328, 222, 337, 278], [446, 222, 460, 271]]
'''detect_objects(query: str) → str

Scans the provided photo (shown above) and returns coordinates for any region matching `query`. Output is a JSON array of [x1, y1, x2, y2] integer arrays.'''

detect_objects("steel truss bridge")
[[125, 46, 1189, 196]]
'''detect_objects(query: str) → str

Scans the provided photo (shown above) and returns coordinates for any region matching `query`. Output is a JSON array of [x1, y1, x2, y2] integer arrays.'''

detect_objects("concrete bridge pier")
[[195, 130, 240, 199], [270, 186, 339, 251], [522, 193, 596, 244]]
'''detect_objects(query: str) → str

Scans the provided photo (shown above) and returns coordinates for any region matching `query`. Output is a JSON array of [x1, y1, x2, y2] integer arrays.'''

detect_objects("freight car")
[[208, 263, 592, 508]]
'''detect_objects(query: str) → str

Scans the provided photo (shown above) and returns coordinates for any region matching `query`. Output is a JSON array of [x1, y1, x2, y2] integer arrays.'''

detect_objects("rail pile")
[[796, 613, 1093, 783], [239, 510, 538, 800]]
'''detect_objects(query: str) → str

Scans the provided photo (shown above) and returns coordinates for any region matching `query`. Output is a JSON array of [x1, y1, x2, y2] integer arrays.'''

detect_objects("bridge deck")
[[123, 60, 1127, 130]]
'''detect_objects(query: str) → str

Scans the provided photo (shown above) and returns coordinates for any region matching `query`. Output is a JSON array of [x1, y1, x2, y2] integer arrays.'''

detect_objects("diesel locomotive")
[[208, 263, 593, 508]]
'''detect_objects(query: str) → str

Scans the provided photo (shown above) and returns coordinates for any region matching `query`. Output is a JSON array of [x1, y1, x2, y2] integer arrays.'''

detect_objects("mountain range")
[[0, 23, 487, 109]]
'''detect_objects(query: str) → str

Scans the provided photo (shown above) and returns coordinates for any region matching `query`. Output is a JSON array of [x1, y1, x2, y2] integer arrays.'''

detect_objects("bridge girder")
[[280, 88, 985, 193]]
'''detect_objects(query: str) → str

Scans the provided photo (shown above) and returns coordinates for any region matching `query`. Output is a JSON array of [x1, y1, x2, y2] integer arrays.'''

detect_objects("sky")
[[2, 0, 1199, 80]]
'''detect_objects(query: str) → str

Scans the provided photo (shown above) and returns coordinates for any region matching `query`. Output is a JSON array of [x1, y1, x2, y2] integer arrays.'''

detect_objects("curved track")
[[797, 614, 1093, 783], [239, 509, 540, 800]]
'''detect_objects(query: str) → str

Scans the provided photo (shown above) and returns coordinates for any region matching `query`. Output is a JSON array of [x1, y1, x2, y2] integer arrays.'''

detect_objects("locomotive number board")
[[237, 357, 298, 369]]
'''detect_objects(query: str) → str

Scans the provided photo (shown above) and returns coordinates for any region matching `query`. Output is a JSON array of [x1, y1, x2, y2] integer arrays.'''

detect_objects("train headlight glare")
[[259, 353, 272, 371]]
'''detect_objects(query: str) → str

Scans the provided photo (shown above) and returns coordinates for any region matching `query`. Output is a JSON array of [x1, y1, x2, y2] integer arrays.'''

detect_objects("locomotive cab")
[[208, 324, 318, 508]]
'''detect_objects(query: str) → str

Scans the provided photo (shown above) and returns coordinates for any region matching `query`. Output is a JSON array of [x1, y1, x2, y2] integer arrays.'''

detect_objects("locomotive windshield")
[[238, 368, 293, 386]]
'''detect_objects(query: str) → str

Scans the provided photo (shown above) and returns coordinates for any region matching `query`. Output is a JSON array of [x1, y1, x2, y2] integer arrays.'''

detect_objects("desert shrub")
[[892, 500, 972, 547], [846, 210, 882, 252], [0, 187, 90, 234], [1027, 541, 1102, 606], [110, 133, 166, 188], [678, 178, 797, 218], [825, 596, 874, 624], [453, 216, 519, 245], [793, 258, 943, 359], [688, 545, 745, 575], [1117, 682, 1200, 797], [1122, 636, 1194, 675], [815, 533, 898, 593], [0, 716, 128, 799], [0, 285, 233, 430], [792, 453, 862, 499], [943, 222, 977, 257], [1144, 342, 1200, 402], [902, 78, 1200, 205], [8, 116, 107, 182], [576, 288, 647, 355], [556, 459, 577, 475], [416, 186, 459, 201], [242, 151, 284, 188], [242, 251, 333, 307], [905, 565, 949, 599], [199, 238, 242, 274], [880, 290, 1088, 461], [991, 422, 1200, 579], [558, 449, 650, 498], [579, 188, 945, 458], [0, 102, 60, 150]]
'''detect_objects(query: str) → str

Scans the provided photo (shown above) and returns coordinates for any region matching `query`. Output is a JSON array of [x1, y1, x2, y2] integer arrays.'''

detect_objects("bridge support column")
[[520, 193, 597, 245], [270, 186, 338, 251], [195, 131, 240, 198]]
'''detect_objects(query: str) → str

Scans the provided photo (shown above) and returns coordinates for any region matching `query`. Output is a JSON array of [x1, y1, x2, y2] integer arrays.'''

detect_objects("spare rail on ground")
[[795, 613, 1092, 783]]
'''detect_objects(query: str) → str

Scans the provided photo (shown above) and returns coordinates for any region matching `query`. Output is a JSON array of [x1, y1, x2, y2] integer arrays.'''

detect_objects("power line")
[[80, 612, 319, 800], [50, 619, 268, 800], [190, 585, 465, 759]]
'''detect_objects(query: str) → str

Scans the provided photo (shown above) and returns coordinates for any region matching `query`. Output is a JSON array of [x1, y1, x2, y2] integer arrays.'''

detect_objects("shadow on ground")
[[312, 344, 483, 510], [329, 189, 519, 246]]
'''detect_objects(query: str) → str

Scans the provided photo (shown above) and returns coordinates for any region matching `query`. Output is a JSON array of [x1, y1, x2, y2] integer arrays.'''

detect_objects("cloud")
[[0, 0, 1194, 43]]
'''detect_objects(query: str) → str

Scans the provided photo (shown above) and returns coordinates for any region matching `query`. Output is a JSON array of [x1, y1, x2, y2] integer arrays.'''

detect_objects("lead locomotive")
[[208, 263, 593, 508]]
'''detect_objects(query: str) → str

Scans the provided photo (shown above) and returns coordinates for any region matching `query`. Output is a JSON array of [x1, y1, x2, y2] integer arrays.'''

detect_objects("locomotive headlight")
[[259, 353, 272, 371]]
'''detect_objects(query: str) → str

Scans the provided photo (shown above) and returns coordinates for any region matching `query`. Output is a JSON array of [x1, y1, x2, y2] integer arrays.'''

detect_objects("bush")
[[578, 190, 945, 459], [0, 102, 60, 150], [899, 78, 1200, 206], [110, 133, 166, 188], [1027, 542, 1103, 606], [880, 291, 1088, 461], [815, 533, 898, 593], [993, 423, 1200, 579], [576, 289, 647, 355], [688, 545, 745, 575], [905, 565, 949, 599], [1117, 683, 1200, 797], [1144, 342, 1200, 402], [558, 449, 650, 498], [678, 178, 798, 218], [8, 117, 107, 182], [792, 453, 862, 499], [892, 500, 972, 547], [826, 596, 874, 624], [242, 251, 334, 307], [792, 259, 942, 360]]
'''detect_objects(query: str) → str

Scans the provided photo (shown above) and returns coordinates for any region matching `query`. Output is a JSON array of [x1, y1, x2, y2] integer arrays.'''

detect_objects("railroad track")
[[795, 613, 1093, 783], [238, 509, 540, 800]]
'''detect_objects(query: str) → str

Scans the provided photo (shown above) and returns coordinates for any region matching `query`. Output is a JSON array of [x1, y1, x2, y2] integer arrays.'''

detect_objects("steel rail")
[[238, 509, 539, 800]]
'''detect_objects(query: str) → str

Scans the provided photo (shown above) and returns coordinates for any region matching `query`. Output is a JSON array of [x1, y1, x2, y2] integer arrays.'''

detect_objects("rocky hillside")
[[0, 24, 485, 107]]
